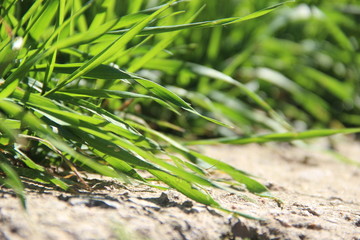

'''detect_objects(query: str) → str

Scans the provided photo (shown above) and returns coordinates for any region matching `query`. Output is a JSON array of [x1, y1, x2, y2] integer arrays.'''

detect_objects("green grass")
[[1, 0, 359, 218]]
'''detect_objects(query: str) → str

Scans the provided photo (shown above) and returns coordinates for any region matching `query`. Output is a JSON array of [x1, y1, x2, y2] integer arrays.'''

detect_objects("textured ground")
[[1, 136, 360, 240]]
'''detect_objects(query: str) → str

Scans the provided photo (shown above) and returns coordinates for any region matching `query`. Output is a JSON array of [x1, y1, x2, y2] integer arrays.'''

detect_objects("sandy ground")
[[1, 136, 360, 240]]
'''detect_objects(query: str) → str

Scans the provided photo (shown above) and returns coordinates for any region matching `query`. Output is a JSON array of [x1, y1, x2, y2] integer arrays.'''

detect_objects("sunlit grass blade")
[[15, 146, 71, 190], [152, 169, 221, 208], [167, 153, 207, 177], [53, 89, 180, 114], [125, 120, 207, 176], [185, 128, 360, 145], [217, 206, 261, 220], [0, 78, 19, 100], [325, 150, 360, 167], [32, 63, 135, 79], [57, 88, 160, 99], [0, 37, 24, 77], [109, 1, 294, 35], [126, 120, 189, 152], [28, 0, 58, 41], [0, 160, 26, 209], [188, 151, 270, 196], [91, 149, 146, 182], [0, 118, 20, 144], [11, 166, 72, 191]]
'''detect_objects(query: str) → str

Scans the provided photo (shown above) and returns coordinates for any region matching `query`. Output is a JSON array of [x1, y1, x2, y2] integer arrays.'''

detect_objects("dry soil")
[[1, 136, 360, 240]]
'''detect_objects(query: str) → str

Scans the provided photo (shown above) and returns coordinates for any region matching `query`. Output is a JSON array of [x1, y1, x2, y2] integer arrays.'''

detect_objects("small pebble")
[[355, 219, 360, 227], [182, 200, 193, 208], [307, 223, 322, 230]]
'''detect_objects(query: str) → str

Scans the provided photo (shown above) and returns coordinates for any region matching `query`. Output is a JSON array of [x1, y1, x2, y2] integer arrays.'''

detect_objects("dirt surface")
[[1, 136, 360, 240]]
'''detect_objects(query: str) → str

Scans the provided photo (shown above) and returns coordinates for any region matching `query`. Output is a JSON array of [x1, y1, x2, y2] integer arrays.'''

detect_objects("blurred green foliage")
[[129, 0, 360, 138]]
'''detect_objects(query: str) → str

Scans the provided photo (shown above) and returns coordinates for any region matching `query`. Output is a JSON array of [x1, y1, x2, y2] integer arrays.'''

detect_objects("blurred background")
[[104, 0, 360, 139]]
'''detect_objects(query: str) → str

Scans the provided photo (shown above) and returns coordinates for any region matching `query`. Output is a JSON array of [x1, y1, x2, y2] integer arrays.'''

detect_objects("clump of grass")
[[147, 0, 360, 137], [0, 0, 359, 218]]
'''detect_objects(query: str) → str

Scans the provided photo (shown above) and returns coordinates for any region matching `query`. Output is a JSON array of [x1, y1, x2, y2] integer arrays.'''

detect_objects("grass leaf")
[[186, 128, 360, 145]]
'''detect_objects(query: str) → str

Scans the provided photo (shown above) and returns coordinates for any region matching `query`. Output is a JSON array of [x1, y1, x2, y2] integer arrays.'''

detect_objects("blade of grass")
[[15, 148, 71, 190], [0, 160, 26, 209], [185, 128, 360, 145], [32, 63, 135, 79], [188, 151, 270, 196], [28, 0, 58, 41], [108, 1, 294, 35]]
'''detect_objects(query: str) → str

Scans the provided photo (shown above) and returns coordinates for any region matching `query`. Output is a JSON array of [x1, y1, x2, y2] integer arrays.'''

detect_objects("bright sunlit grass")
[[0, 0, 359, 218]]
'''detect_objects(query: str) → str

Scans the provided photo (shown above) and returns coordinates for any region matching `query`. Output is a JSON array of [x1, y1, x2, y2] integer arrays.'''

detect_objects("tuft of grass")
[[0, 0, 359, 218], [0, 0, 289, 216]]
